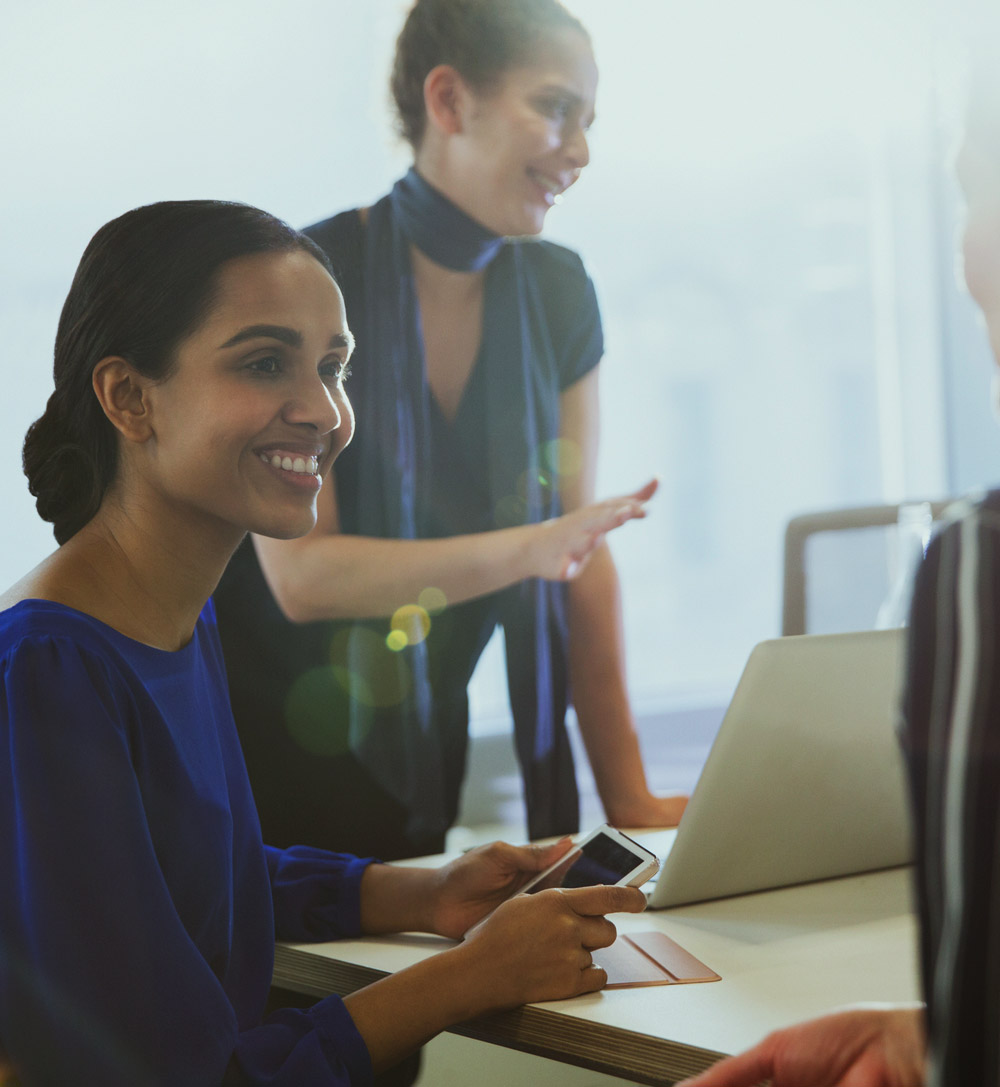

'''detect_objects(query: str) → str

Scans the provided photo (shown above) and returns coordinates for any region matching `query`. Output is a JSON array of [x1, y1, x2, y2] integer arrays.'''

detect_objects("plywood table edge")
[[272, 944, 726, 1085]]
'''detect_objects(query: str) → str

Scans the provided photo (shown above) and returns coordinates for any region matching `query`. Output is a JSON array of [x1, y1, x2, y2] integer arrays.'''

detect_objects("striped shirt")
[[900, 489, 1000, 1086]]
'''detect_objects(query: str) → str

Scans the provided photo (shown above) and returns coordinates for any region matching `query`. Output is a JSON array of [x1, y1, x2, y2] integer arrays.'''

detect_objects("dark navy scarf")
[[349, 168, 579, 842]]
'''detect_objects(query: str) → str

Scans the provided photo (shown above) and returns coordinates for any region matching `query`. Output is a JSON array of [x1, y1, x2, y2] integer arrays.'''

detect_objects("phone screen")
[[525, 833, 644, 893]]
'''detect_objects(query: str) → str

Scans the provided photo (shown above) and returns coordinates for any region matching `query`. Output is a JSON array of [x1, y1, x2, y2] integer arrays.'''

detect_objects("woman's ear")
[[92, 357, 153, 443], [423, 64, 469, 137]]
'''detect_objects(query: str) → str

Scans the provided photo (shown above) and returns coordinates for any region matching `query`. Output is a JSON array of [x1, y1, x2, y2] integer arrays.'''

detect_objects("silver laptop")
[[641, 628, 911, 909]]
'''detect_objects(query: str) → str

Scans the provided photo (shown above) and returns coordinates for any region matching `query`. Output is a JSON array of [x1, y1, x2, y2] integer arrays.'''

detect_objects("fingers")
[[560, 884, 647, 916], [578, 963, 608, 995], [630, 477, 659, 502], [534, 836, 575, 867], [505, 836, 575, 873], [580, 915, 618, 951]]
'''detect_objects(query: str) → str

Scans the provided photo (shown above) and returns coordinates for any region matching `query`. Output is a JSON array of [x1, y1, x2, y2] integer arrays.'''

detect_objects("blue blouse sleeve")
[[0, 635, 372, 1087], [265, 844, 375, 941]]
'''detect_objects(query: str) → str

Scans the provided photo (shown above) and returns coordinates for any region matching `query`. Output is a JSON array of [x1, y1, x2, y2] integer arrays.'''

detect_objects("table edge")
[[273, 943, 725, 1085]]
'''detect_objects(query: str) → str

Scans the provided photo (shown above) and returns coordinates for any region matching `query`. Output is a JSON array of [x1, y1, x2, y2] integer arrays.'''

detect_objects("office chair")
[[782, 499, 956, 636]]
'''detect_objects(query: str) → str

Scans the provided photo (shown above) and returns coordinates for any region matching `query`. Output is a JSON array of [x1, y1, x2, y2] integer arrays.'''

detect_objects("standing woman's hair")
[[23, 201, 333, 545], [391, 0, 590, 148]]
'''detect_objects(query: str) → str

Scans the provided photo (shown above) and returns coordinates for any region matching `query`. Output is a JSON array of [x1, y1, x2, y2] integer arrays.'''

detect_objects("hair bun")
[[22, 398, 104, 545]]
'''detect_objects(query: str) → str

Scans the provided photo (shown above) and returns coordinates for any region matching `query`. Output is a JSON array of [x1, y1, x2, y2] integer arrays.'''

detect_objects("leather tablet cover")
[[594, 931, 721, 988]]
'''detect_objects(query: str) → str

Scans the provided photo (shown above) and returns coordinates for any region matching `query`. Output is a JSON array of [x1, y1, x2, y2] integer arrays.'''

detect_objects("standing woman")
[[216, 0, 685, 861]]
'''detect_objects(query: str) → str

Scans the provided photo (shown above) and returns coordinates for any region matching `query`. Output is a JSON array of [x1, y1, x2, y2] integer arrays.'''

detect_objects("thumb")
[[518, 836, 575, 872]]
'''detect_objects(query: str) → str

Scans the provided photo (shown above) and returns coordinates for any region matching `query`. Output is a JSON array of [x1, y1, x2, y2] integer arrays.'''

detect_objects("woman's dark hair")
[[23, 200, 334, 545], [391, 0, 590, 148]]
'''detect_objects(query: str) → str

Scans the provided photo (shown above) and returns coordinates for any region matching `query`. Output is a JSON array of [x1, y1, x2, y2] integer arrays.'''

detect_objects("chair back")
[[782, 499, 955, 635]]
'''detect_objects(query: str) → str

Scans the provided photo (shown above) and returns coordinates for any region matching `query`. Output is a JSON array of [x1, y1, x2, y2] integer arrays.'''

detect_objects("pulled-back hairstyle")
[[23, 200, 333, 545], [391, 0, 590, 148]]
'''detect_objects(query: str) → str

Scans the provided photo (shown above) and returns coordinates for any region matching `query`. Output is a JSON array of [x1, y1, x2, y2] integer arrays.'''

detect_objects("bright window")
[[0, 0, 986, 726]]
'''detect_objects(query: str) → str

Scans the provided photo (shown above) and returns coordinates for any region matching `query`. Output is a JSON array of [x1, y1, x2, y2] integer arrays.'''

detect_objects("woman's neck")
[[393, 162, 502, 272], [409, 244, 485, 301], [4, 497, 241, 652]]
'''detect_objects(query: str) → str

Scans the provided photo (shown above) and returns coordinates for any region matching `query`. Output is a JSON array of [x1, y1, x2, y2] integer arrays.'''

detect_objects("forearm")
[[342, 945, 488, 1074], [358, 863, 440, 935], [567, 546, 652, 818], [255, 527, 538, 623]]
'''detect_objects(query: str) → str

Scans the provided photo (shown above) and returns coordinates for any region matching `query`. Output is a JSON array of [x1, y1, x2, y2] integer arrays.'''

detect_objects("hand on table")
[[531, 479, 658, 581], [677, 1006, 926, 1087], [605, 790, 688, 829], [460, 883, 647, 1010]]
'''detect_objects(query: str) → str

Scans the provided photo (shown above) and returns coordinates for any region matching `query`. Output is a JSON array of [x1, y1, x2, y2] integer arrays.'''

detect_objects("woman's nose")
[[564, 123, 590, 170], [283, 375, 343, 435]]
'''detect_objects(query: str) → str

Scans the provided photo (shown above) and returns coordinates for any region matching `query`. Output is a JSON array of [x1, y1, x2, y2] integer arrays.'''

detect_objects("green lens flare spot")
[[543, 438, 583, 477], [328, 626, 412, 707], [284, 667, 351, 756], [386, 629, 408, 652]]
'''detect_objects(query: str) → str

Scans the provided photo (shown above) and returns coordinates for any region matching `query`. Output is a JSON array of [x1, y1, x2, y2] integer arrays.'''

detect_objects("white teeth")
[[529, 169, 562, 195], [259, 452, 320, 476]]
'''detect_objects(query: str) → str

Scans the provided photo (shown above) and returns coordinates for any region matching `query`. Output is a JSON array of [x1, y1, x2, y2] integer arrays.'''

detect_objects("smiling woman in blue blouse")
[[0, 200, 645, 1086]]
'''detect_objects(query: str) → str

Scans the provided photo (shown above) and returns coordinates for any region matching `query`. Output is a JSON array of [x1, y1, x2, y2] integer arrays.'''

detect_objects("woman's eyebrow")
[[219, 324, 302, 349], [218, 326, 354, 351]]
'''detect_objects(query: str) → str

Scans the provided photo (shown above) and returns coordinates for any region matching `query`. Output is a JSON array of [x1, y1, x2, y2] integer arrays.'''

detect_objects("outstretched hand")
[[678, 1006, 926, 1087], [531, 479, 658, 582], [427, 838, 575, 940]]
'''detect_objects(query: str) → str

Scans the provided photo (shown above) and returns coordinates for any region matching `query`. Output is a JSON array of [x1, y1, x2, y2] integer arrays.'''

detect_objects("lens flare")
[[418, 586, 448, 613], [390, 603, 432, 646], [328, 627, 411, 707], [284, 666, 351, 756], [542, 438, 583, 477]]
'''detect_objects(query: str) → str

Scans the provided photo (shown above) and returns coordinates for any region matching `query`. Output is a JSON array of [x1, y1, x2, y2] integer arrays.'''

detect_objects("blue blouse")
[[0, 599, 374, 1086]]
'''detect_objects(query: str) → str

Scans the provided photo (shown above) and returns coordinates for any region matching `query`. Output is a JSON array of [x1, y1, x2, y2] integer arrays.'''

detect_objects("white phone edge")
[[517, 823, 660, 895], [462, 824, 660, 939]]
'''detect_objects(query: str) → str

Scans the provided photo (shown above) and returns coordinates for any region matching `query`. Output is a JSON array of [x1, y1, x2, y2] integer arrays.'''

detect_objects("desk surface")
[[274, 845, 920, 1086]]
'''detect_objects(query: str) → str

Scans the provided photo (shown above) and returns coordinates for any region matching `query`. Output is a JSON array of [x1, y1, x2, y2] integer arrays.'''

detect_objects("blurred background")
[[1, 0, 993, 808]]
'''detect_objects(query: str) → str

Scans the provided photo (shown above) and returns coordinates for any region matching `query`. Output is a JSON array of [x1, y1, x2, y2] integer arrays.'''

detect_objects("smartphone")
[[464, 825, 659, 938], [514, 824, 661, 896]]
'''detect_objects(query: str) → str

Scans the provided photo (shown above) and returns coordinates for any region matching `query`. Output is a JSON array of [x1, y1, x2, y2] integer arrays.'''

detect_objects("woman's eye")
[[536, 97, 572, 122], [247, 355, 282, 375], [320, 359, 352, 384]]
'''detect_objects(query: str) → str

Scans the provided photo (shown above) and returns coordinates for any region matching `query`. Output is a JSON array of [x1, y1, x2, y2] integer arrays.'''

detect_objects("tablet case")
[[594, 931, 721, 988]]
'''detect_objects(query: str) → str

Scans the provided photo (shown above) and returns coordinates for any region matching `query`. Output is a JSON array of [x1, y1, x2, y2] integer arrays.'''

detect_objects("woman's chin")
[[249, 509, 317, 542]]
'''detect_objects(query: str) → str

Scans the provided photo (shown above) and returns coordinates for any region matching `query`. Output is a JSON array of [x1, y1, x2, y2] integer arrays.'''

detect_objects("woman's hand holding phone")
[[426, 837, 576, 940], [457, 883, 648, 1009]]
